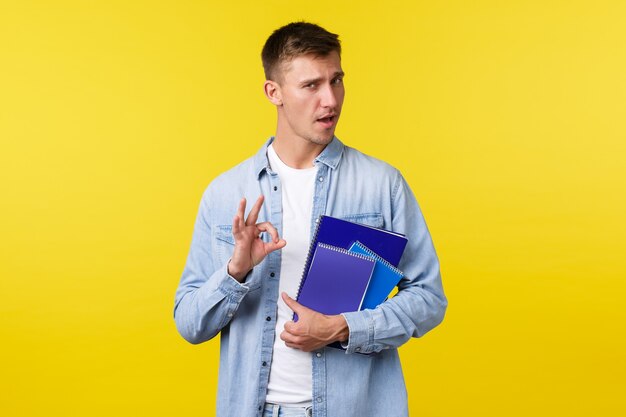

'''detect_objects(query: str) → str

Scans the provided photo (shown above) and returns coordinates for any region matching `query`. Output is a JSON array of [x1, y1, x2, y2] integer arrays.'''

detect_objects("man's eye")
[[332, 78, 343, 84], [306, 83, 316, 88]]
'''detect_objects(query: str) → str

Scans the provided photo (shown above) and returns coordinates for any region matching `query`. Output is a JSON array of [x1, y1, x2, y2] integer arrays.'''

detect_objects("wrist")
[[227, 259, 250, 282], [328, 314, 349, 344]]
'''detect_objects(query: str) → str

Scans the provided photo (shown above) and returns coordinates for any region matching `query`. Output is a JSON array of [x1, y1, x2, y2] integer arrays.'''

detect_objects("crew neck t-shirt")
[[265, 143, 317, 407]]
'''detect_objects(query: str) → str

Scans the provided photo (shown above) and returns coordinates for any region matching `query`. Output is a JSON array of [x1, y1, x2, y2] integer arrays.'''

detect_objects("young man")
[[174, 22, 447, 417]]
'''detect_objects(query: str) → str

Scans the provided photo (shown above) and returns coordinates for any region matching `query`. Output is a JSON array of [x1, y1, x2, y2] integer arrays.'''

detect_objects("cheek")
[[287, 93, 313, 111], [285, 104, 311, 129], [294, 100, 317, 118]]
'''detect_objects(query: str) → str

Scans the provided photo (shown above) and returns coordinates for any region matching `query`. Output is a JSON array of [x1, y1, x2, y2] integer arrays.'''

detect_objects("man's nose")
[[320, 84, 338, 108]]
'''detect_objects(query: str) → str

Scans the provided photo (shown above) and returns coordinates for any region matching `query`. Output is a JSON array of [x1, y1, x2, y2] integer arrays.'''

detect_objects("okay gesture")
[[228, 195, 286, 282]]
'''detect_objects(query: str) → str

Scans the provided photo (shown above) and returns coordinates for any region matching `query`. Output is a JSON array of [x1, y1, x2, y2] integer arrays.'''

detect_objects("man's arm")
[[174, 194, 285, 344], [280, 170, 446, 354], [340, 171, 447, 353]]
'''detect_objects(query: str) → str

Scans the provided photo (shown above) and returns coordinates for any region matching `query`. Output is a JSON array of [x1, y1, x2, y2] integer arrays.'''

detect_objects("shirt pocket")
[[213, 224, 262, 291], [215, 224, 235, 246], [338, 212, 384, 229]]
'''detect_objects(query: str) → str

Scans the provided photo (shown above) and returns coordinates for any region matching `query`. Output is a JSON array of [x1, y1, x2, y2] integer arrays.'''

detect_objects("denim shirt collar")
[[253, 136, 345, 179]]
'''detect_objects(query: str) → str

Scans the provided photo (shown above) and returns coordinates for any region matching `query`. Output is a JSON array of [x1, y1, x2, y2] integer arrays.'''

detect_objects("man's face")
[[274, 51, 345, 146]]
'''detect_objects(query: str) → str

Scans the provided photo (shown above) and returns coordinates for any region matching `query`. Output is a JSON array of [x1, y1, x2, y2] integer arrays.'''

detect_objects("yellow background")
[[1, 1, 624, 415]]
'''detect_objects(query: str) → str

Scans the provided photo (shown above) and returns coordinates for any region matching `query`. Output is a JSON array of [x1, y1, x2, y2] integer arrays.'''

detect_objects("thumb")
[[282, 292, 305, 314]]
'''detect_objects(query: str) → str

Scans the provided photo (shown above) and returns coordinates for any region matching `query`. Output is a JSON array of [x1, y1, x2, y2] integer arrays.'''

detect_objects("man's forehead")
[[278, 52, 342, 80]]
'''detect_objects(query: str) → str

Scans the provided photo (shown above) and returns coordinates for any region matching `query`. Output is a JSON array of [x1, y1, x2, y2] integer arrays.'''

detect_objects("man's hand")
[[228, 195, 286, 282], [280, 292, 349, 352]]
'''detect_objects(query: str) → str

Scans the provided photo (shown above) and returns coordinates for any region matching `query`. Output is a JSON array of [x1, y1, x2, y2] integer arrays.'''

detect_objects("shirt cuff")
[[341, 309, 375, 354], [217, 263, 251, 304]]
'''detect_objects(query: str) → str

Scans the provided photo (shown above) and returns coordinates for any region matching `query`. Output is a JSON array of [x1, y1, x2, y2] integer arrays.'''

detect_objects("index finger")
[[245, 195, 265, 226]]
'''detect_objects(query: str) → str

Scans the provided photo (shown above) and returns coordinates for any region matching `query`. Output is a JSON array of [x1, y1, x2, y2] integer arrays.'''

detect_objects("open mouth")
[[317, 115, 336, 127]]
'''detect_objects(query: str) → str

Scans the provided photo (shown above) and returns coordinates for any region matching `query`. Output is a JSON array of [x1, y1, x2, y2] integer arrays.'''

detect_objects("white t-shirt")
[[265, 144, 316, 407]]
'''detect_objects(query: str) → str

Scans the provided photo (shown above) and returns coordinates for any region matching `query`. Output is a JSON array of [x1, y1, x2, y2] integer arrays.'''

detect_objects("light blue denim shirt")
[[174, 137, 447, 417]]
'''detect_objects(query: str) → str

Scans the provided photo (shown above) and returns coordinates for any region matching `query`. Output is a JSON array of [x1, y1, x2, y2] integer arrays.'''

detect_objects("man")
[[174, 22, 447, 417]]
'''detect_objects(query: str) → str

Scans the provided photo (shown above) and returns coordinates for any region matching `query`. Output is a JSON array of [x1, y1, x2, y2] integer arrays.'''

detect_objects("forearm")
[[342, 283, 447, 353], [174, 263, 250, 344]]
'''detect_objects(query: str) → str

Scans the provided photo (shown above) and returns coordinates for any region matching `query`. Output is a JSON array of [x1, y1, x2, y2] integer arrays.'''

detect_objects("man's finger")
[[265, 238, 287, 254], [283, 320, 297, 334], [281, 330, 303, 345], [257, 221, 280, 243], [284, 341, 300, 349], [236, 198, 246, 230], [282, 292, 304, 314], [232, 215, 240, 236], [246, 195, 264, 226], [280, 329, 296, 343]]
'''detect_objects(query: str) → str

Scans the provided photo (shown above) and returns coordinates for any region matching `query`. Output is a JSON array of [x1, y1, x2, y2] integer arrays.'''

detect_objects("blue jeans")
[[263, 403, 313, 417]]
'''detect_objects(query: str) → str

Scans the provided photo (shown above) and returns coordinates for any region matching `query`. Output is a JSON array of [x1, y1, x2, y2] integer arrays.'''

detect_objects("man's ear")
[[264, 80, 282, 106]]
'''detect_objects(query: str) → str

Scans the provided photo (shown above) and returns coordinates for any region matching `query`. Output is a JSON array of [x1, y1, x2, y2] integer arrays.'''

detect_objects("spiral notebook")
[[294, 243, 376, 321], [300, 215, 408, 285], [349, 241, 405, 310]]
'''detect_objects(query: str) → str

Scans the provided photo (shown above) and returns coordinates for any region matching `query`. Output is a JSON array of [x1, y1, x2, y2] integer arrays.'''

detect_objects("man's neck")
[[271, 136, 327, 169]]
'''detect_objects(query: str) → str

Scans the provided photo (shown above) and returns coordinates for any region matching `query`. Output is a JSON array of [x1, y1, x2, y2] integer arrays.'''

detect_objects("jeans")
[[263, 403, 313, 417]]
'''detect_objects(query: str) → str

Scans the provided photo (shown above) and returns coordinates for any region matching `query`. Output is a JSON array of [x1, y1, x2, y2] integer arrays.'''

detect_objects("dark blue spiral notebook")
[[301, 215, 408, 280], [294, 215, 408, 322], [294, 243, 376, 321]]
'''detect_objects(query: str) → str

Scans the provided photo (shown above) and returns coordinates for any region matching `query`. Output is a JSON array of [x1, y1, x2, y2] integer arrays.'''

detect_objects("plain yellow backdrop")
[[1, 1, 625, 416]]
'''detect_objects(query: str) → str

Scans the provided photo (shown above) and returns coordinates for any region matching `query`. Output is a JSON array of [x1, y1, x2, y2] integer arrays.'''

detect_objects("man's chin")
[[309, 132, 335, 146]]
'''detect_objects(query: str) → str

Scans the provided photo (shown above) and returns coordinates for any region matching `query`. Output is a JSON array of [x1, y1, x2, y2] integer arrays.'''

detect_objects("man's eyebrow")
[[299, 77, 323, 86], [299, 71, 345, 86]]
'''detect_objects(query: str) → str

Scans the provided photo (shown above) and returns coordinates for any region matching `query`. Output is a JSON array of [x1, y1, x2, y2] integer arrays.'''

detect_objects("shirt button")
[[270, 272, 275, 277], [262, 361, 267, 366], [258, 405, 262, 411], [316, 352, 322, 358], [266, 316, 271, 321], [316, 397, 322, 403], [318, 176, 324, 182], [355, 347, 361, 352], [227, 313, 233, 318], [273, 186, 278, 191]]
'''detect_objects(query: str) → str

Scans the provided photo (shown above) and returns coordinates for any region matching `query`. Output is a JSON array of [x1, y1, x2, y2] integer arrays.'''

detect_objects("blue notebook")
[[294, 243, 376, 321], [303, 215, 408, 277], [349, 241, 405, 310]]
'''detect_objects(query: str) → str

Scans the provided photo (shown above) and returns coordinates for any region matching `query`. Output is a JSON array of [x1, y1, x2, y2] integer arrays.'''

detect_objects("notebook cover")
[[295, 215, 408, 315], [295, 243, 375, 321], [310, 215, 407, 268], [349, 241, 405, 310]]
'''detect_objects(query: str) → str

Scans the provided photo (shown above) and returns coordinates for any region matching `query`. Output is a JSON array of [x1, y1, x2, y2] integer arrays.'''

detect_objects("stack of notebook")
[[294, 215, 408, 321]]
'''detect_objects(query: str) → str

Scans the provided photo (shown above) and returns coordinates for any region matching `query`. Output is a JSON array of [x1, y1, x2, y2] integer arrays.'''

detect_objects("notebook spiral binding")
[[295, 216, 325, 302], [317, 243, 373, 261], [352, 241, 403, 277]]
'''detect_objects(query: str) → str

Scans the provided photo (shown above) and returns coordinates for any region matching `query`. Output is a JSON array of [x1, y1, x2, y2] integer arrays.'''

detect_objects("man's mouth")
[[316, 115, 336, 128]]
